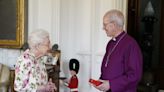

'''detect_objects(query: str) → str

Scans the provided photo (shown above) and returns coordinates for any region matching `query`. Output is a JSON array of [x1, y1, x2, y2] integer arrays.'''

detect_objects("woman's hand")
[[47, 78, 57, 92], [37, 78, 57, 92]]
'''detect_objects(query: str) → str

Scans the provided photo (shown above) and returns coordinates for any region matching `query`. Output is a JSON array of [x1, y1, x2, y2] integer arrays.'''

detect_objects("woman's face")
[[38, 38, 51, 56]]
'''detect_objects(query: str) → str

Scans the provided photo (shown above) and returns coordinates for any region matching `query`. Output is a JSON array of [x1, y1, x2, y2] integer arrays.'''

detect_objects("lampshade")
[[144, 1, 155, 16]]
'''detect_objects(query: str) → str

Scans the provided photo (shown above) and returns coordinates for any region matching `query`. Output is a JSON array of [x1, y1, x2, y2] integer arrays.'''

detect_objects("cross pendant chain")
[[105, 33, 126, 67]]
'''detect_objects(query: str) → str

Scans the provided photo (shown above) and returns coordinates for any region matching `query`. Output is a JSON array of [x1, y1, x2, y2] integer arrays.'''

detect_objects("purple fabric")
[[100, 32, 143, 92]]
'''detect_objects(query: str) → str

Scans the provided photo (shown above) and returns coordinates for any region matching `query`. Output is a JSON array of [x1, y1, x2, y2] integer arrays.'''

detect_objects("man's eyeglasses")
[[103, 22, 114, 29]]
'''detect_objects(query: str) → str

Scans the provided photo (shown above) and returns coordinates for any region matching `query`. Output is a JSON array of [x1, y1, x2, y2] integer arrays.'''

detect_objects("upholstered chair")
[[0, 64, 10, 92]]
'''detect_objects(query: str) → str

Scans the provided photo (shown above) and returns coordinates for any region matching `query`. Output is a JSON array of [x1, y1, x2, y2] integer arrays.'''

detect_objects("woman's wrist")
[[37, 85, 48, 92]]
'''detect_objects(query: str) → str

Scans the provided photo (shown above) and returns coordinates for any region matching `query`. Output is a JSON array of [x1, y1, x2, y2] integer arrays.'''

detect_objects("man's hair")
[[28, 29, 49, 48], [105, 9, 124, 28]]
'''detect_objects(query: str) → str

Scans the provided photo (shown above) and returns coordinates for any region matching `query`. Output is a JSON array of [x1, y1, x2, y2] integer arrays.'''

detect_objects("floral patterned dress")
[[14, 49, 48, 92]]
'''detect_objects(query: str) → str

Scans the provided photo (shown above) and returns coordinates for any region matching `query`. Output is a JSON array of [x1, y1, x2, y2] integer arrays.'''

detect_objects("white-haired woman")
[[14, 29, 57, 92]]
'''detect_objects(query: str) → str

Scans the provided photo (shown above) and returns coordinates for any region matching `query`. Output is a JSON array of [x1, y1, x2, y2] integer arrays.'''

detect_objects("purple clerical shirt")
[[100, 31, 143, 92]]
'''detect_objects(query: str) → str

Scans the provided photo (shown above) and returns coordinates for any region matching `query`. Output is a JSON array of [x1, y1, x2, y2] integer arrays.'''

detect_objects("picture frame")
[[0, 0, 28, 48]]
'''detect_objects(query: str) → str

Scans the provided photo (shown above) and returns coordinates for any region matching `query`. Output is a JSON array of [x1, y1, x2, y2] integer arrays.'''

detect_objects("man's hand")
[[92, 79, 110, 92]]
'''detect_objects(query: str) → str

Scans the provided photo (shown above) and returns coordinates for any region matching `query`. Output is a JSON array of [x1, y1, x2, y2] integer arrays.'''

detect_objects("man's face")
[[103, 16, 115, 37]]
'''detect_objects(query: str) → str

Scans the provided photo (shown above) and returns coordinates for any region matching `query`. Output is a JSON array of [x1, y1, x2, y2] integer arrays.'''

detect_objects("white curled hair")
[[107, 9, 124, 28], [28, 29, 49, 48]]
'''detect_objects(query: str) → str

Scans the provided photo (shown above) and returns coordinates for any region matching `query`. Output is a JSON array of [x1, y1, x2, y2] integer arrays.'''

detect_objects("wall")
[[0, 0, 127, 92]]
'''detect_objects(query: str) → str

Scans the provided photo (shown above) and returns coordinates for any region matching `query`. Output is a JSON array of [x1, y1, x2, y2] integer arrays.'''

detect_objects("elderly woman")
[[14, 29, 57, 92]]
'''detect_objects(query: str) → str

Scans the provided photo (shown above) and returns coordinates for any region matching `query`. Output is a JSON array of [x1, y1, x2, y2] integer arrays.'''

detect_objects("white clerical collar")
[[112, 37, 116, 41]]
